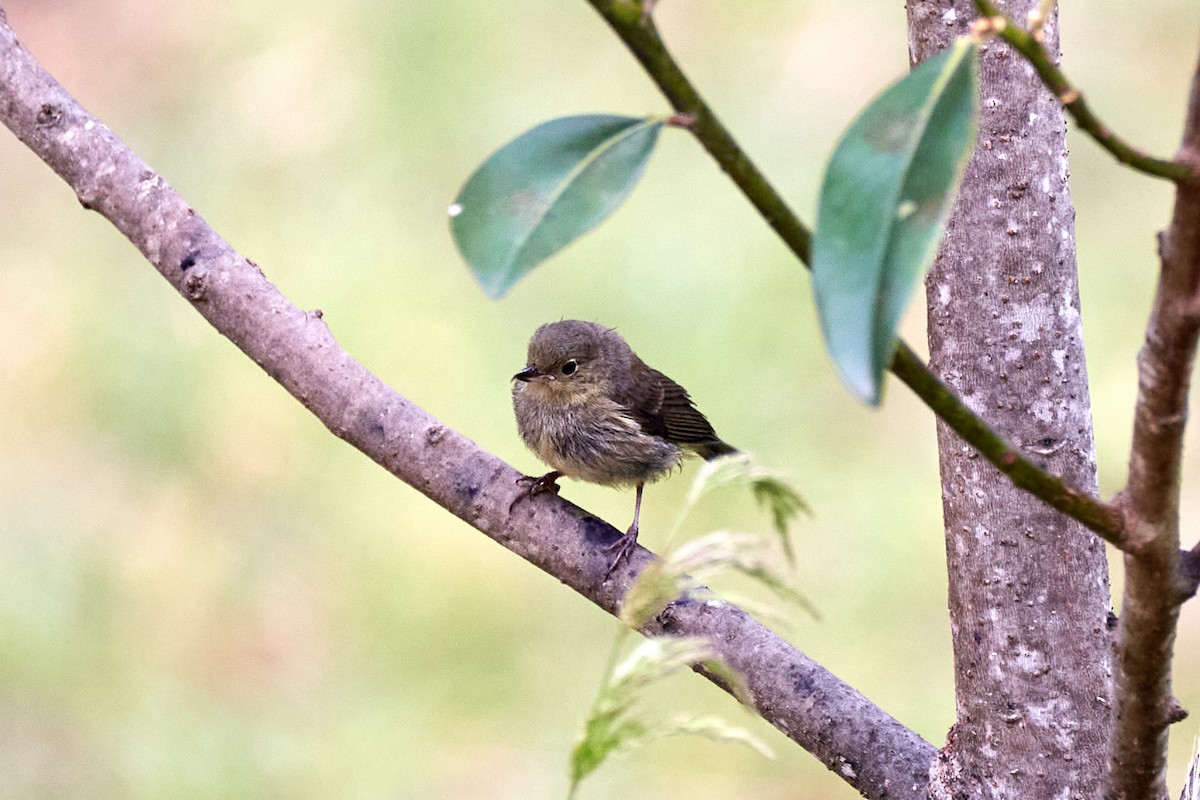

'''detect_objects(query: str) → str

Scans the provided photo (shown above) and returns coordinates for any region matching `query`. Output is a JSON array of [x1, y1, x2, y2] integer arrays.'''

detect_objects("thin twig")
[[585, 0, 811, 263], [586, 0, 1129, 547], [973, 0, 1196, 182], [890, 342, 1130, 545]]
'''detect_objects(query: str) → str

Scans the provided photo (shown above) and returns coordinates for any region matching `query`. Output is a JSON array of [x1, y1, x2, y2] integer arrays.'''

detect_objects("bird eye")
[[561, 359, 578, 376]]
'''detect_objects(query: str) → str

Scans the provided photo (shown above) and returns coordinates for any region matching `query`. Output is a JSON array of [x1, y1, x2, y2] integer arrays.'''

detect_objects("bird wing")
[[623, 358, 734, 458]]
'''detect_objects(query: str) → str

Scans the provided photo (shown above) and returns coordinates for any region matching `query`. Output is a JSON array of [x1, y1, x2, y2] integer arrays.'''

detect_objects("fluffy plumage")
[[511, 320, 736, 575]]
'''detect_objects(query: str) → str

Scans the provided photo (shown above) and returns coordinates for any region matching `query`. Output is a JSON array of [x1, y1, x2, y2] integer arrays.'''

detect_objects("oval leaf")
[[450, 114, 663, 298], [813, 39, 980, 404]]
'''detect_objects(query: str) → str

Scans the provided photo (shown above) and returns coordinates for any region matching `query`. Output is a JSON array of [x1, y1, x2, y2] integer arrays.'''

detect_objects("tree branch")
[[972, 0, 1196, 183], [585, 0, 1129, 548], [584, 0, 813, 263], [0, 12, 936, 800], [890, 342, 1129, 545], [1108, 48, 1200, 800]]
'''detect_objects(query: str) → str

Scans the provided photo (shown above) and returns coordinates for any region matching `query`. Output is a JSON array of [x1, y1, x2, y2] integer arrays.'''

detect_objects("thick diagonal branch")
[[0, 13, 935, 800]]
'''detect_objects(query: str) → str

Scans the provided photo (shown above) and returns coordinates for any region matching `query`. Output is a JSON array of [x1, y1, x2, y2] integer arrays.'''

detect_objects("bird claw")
[[604, 527, 639, 579], [509, 471, 562, 513]]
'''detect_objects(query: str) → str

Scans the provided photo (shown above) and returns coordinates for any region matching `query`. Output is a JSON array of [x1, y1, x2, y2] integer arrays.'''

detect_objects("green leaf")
[[667, 531, 820, 620], [568, 636, 717, 784], [683, 452, 809, 563], [568, 636, 768, 791], [813, 38, 979, 404], [449, 114, 663, 299], [620, 529, 818, 630], [618, 558, 682, 630], [750, 477, 809, 565], [656, 715, 773, 759]]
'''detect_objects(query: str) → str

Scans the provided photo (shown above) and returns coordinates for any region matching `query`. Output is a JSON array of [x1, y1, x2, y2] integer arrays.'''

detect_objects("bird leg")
[[605, 482, 644, 578], [509, 470, 563, 513]]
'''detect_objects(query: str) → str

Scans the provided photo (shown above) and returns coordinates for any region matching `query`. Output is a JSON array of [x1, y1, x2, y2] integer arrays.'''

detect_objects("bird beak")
[[513, 365, 542, 382]]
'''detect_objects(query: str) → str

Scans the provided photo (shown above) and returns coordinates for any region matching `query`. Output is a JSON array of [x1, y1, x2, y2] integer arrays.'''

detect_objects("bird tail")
[[693, 440, 739, 461]]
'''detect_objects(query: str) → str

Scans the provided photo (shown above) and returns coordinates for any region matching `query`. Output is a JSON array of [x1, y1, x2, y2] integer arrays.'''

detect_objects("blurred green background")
[[1, 1, 1198, 797]]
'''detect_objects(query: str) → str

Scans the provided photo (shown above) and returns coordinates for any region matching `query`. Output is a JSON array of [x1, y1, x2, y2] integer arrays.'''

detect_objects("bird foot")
[[509, 470, 562, 513], [604, 526, 639, 579]]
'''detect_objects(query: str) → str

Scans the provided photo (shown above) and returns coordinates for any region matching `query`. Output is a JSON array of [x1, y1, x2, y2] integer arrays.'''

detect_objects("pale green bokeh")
[[1, 1, 1198, 798]]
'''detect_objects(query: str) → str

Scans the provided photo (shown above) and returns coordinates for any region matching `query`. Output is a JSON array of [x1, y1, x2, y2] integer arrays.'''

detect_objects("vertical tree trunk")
[[907, 2, 1114, 797]]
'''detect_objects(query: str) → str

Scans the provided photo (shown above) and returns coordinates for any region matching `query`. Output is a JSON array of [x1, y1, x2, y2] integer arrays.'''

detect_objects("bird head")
[[513, 320, 629, 403]]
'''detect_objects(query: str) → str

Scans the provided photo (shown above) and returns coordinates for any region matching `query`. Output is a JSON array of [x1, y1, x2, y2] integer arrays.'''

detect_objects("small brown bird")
[[511, 320, 737, 575]]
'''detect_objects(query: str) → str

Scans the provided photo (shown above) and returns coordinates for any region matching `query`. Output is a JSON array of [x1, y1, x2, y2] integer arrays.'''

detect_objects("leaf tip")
[[477, 273, 512, 300], [836, 361, 883, 407]]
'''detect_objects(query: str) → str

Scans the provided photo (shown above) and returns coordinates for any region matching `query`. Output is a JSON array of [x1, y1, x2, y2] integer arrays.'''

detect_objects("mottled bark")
[[908, 2, 1114, 797]]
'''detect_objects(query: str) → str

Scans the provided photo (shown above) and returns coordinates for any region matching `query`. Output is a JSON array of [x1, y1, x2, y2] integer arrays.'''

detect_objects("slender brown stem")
[[586, 0, 1128, 547], [973, 0, 1195, 182], [1107, 47, 1200, 800]]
